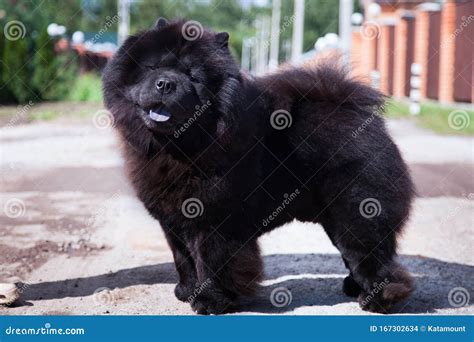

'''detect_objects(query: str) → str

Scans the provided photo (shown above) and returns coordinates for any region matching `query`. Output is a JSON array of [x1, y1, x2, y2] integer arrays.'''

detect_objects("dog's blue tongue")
[[149, 108, 171, 122]]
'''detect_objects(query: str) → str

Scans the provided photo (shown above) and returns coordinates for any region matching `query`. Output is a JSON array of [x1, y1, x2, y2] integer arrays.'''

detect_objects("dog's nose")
[[156, 78, 175, 94]]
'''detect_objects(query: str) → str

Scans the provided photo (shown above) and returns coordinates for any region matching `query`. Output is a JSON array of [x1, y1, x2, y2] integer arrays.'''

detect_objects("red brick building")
[[414, 3, 441, 100], [351, 0, 473, 104]]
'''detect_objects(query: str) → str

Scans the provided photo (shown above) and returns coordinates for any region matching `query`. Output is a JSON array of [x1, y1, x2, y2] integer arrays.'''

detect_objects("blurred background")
[[0, 0, 473, 125], [0, 0, 472, 315]]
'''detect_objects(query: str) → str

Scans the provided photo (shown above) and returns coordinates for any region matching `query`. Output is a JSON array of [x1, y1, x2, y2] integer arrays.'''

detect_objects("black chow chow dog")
[[102, 18, 414, 314]]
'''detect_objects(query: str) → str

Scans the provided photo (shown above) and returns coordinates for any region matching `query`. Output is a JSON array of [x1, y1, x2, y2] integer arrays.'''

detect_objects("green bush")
[[32, 29, 77, 101], [2, 34, 34, 103], [0, 31, 15, 103], [68, 73, 103, 102]]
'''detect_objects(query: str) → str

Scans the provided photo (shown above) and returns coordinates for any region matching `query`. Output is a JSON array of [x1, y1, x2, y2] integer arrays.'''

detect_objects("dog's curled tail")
[[257, 58, 385, 112]]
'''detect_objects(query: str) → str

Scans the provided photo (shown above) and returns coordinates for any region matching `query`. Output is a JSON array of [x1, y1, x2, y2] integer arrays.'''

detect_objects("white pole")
[[241, 38, 251, 71], [250, 37, 257, 75], [260, 16, 270, 74], [118, 0, 130, 46], [269, 0, 281, 71], [409, 63, 421, 115], [283, 39, 291, 61], [339, 0, 353, 66], [255, 16, 262, 74], [291, 0, 305, 64]]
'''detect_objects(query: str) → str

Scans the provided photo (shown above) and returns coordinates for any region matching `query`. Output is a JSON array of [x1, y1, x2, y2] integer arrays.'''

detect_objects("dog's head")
[[103, 18, 240, 136]]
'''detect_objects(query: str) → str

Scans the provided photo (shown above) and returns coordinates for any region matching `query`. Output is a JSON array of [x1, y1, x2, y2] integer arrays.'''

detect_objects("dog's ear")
[[154, 17, 168, 30], [216, 32, 229, 48]]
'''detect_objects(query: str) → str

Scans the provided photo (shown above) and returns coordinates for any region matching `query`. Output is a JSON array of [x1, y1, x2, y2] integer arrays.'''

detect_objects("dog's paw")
[[174, 283, 193, 302], [358, 280, 413, 313], [190, 291, 235, 315], [342, 275, 362, 297]]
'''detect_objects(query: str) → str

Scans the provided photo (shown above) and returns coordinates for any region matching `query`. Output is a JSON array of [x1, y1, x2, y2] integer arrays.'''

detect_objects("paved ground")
[[0, 114, 473, 315]]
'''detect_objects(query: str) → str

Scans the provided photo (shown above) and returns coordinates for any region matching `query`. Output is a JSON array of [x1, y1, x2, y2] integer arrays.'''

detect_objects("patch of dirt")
[[0, 240, 108, 281], [1, 167, 132, 194], [410, 163, 474, 198], [0, 241, 61, 280], [0, 118, 472, 315], [0, 102, 103, 128]]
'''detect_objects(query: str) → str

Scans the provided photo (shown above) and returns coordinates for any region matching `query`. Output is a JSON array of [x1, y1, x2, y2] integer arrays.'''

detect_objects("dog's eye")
[[145, 65, 157, 70]]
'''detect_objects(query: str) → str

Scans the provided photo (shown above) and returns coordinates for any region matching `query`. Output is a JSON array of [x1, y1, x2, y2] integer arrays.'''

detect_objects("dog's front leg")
[[187, 235, 263, 315], [165, 233, 199, 302]]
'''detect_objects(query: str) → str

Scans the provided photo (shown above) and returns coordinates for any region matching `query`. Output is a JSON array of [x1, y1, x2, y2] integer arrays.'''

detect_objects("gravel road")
[[0, 116, 472, 315]]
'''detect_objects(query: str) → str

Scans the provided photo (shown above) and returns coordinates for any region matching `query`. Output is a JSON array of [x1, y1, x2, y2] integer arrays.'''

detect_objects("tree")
[[131, 0, 264, 63], [32, 29, 77, 101], [280, 0, 339, 56], [2, 34, 34, 103], [0, 29, 16, 103], [31, 29, 57, 100]]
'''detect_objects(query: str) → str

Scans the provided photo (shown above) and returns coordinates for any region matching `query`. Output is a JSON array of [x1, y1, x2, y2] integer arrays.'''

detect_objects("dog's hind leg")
[[323, 216, 413, 313], [318, 171, 414, 313], [341, 258, 363, 297], [322, 227, 363, 298]]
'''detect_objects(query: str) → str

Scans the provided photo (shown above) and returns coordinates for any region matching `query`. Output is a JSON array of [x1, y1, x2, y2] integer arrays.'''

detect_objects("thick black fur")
[[102, 19, 415, 314]]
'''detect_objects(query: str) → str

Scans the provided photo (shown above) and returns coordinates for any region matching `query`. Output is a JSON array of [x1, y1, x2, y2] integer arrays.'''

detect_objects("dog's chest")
[[126, 153, 201, 213]]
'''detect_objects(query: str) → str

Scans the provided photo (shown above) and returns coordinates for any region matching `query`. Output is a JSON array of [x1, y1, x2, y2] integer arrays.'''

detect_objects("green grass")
[[0, 73, 104, 126], [29, 110, 59, 121], [68, 73, 103, 102], [0, 101, 104, 126], [385, 99, 474, 136], [384, 99, 410, 119]]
